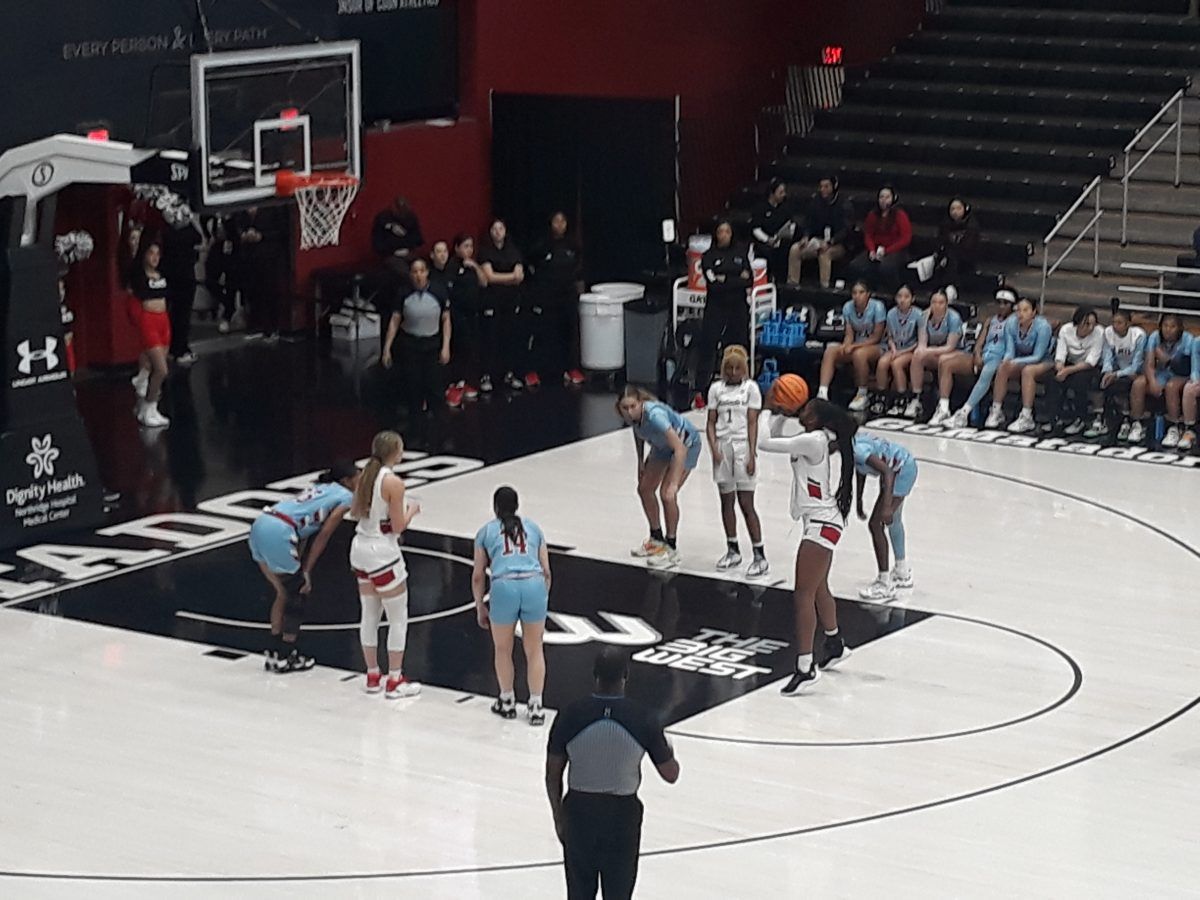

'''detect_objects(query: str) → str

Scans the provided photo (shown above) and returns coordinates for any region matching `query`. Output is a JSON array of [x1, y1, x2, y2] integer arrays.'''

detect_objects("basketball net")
[[276, 171, 359, 250]]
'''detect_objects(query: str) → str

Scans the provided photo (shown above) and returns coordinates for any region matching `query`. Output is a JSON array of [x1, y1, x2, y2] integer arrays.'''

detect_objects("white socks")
[[894, 559, 910, 577], [796, 652, 813, 672], [876, 570, 892, 585], [937, 398, 951, 413], [817, 386, 830, 400], [529, 693, 543, 709]]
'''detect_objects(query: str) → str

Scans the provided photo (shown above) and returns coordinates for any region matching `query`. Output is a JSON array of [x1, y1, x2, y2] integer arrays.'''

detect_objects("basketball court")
[[1, 347, 1198, 896], [2, 3, 1199, 898]]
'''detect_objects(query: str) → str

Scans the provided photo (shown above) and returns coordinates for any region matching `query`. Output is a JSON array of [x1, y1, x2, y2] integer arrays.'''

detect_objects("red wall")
[[295, 0, 924, 292], [64, 0, 923, 363]]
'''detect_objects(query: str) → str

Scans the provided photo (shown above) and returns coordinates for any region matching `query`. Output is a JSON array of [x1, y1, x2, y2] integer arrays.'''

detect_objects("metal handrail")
[[1116, 284, 1200, 318], [1040, 175, 1103, 309], [1121, 88, 1185, 246], [1119, 261, 1200, 308], [1121, 262, 1200, 276]]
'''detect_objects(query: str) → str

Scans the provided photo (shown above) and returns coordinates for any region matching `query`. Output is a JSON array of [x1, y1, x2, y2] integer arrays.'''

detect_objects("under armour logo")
[[25, 435, 59, 479], [16, 337, 59, 375]]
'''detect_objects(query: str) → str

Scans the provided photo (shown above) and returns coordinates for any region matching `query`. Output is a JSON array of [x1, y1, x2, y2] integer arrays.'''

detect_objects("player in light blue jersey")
[[1180, 322, 1200, 450], [904, 289, 963, 420], [853, 433, 918, 601], [872, 284, 922, 416], [249, 460, 358, 672], [617, 385, 702, 569], [985, 296, 1053, 431], [474, 486, 551, 725], [818, 280, 887, 412], [930, 287, 1016, 428], [1131, 314, 1193, 447]]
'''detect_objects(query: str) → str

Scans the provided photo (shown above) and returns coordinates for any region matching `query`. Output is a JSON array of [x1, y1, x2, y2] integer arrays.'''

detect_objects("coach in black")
[[545, 648, 680, 900]]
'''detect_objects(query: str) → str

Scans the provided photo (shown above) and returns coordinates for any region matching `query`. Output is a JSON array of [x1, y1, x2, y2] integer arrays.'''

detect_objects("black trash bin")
[[623, 295, 669, 386]]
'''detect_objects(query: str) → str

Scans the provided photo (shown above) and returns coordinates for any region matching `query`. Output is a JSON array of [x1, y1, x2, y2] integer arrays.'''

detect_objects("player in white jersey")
[[705, 345, 768, 577], [349, 431, 422, 699], [758, 397, 855, 695]]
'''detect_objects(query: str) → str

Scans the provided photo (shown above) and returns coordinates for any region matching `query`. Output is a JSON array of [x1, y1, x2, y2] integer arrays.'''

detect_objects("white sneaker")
[[137, 404, 170, 428], [928, 405, 952, 426], [746, 556, 770, 578], [891, 567, 913, 589], [1083, 415, 1107, 439], [647, 547, 680, 569], [1126, 420, 1145, 443], [949, 407, 971, 429], [903, 397, 922, 419], [858, 578, 896, 601], [886, 397, 907, 416], [1007, 411, 1035, 434], [479, 374, 494, 394], [131, 371, 149, 398], [1179, 429, 1196, 451], [848, 391, 869, 412], [1162, 425, 1181, 448], [716, 549, 742, 570], [385, 675, 421, 699], [1063, 418, 1086, 436], [505, 372, 524, 391], [631, 538, 667, 558], [217, 320, 230, 334], [984, 407, 1005, 429]]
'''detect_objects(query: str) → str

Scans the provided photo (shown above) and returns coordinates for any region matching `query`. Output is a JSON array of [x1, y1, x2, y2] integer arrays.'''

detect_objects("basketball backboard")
[[191, 42, 361, 209]]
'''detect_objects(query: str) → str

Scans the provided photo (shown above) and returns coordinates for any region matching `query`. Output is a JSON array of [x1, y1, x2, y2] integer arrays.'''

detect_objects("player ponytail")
[[806, 399, 859, 521], [353, 431, 402, 520], [493, 485, 526, 548]]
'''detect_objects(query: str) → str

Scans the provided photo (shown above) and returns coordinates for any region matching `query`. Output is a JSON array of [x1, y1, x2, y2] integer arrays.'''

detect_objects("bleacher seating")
[[726, 0, 1200, 313]]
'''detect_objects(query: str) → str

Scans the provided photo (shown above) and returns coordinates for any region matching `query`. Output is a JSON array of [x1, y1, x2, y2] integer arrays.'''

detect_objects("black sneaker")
[[780, 664, 821, 696], [275, 650, 316, 673], [528, 703, 546, 727], [264, 649, 277, 672], [820, 635, 852, 670], [491, 697, 517, 719]]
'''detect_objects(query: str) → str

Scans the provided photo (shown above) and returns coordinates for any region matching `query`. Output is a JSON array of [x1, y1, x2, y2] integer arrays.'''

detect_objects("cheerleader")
[[349, 431, 422, 698], [759, 388, 855, 695], [249, 461, 358, 672], [473, 486, 551, 725], [904, 289, 963, 419], [617, 386, 702, 569], [1130, 314, 1193, 446], [871, 284, 921, 415], [705, 345, 768, 577], [853, 433, 917, 601], [128, 239, 172, 428]]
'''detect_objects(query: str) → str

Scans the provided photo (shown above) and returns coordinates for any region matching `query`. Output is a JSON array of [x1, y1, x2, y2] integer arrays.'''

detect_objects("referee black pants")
[[563, 791, 643, 900]]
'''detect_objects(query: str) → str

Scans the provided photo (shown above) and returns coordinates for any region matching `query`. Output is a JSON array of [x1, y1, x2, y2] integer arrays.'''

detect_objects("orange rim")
[[275, 169, 358, 197]]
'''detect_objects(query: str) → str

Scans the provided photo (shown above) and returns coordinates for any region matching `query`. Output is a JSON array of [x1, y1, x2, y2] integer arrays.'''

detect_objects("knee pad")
[[359, 595, 384, 647], [382, 593, 409, 653]]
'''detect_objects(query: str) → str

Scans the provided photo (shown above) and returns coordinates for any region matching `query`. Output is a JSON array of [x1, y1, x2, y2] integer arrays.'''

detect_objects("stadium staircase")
[[731, 0, 1200, 323]]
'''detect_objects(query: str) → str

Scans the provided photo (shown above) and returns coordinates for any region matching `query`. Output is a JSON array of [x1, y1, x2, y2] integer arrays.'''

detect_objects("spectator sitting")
[[750, 178, 795, 280], [787, 175, 854, 289], [936, 197, 981, 289], [372, 195, 424, 284], [848, 185, 911, 293]]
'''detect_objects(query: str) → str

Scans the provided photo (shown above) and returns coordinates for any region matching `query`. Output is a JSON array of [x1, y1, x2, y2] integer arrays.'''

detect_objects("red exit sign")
[[822, 45, 844, 65]]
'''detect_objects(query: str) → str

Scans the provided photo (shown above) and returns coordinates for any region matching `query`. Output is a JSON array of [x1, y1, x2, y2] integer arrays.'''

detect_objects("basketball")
[[769, 374, 810, 414]]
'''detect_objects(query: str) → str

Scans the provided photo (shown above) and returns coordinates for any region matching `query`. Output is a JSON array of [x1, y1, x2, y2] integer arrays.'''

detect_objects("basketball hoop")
[[276, 169, 359, 250]]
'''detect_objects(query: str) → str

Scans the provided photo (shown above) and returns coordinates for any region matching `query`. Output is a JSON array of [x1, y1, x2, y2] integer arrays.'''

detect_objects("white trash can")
[[579, 292, 627, 371], [591, 282, 646, 302]]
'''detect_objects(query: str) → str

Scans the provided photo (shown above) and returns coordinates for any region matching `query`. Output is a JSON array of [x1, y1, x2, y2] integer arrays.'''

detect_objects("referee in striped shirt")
[[546, 648, 680, 900]]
